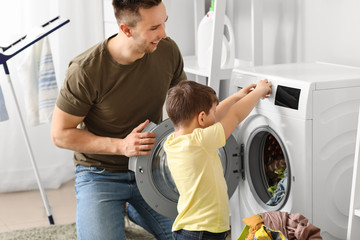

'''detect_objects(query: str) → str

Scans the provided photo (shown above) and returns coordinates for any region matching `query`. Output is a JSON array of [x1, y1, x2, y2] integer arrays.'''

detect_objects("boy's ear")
[[197, 111, 206, 127], [120, 24, 132, 38]]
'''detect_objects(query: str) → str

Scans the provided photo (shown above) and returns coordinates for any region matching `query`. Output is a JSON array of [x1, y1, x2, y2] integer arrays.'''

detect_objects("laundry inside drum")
[[247, 128, 290, 209], [262, 134, 288, 206]]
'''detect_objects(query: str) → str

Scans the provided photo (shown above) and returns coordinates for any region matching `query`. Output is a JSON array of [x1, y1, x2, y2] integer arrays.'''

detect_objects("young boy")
[[164, 79, 272, 240]]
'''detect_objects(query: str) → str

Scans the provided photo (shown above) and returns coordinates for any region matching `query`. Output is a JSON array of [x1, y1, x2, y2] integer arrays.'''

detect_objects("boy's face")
[[203, 103, 217, 128]]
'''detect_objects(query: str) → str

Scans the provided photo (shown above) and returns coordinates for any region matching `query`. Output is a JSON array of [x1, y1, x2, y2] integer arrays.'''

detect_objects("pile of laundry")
[[237, 211, 322, 240]]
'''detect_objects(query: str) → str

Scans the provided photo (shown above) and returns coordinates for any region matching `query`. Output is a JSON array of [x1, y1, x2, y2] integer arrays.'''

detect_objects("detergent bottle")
[[197, 0, 235, 68]]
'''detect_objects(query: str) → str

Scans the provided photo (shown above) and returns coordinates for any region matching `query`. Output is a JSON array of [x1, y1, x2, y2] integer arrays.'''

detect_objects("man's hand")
[[121, 120, 156, 157]]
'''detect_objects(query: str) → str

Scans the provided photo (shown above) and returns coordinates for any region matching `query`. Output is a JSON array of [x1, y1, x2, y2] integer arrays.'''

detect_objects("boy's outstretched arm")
[[215, 83, 256, 121], [219, 79, 272, 139]]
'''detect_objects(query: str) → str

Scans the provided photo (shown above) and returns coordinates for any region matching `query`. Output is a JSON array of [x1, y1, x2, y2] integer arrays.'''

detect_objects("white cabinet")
[[184, 0, 263, 97], [184, 0, 233, 96]]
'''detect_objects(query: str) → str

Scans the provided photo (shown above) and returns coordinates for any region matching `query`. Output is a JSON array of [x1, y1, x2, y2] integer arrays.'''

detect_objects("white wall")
[[230, 0, 302, 65], [302, 0, 360, 67], [163, 0, 195, 56], [233, 0, 360, 67]]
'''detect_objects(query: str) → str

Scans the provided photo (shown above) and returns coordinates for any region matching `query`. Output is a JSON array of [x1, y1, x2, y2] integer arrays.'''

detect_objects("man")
[[51, 0, 186, 239]]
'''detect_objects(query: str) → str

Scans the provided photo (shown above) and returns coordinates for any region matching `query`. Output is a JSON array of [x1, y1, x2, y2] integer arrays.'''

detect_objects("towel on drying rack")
[[38, 37, 58, 123], [17, 36, 58, 126], [17, 37, 42, 126], [0, 84, 9, 122]]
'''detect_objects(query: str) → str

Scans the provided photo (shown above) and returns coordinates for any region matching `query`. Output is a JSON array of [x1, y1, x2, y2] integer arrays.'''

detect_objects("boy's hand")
[[234, 83, 257, 100], [254, 79, 272, 98]]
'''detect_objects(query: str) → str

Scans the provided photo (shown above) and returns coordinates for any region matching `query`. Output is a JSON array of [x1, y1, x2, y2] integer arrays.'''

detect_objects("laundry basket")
[[237, 225, 249, 240]]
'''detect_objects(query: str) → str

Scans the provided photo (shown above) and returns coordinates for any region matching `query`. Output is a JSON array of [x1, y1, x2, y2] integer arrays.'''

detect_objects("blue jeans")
[[172, 229, 228, 240], [75, 165, 173, 240]]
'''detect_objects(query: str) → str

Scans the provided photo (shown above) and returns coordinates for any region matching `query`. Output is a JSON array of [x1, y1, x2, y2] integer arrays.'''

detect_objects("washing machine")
[[228, 62, 360, 240], [128, 118, 241, 219]]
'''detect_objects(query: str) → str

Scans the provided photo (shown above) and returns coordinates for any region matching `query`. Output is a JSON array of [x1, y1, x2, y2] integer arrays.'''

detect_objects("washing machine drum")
[[245, 126, 291, 210], [129, 118, 241, 219]]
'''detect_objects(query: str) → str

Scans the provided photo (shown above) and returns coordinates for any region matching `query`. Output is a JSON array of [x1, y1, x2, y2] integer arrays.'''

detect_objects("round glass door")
[[246, 126, 291, 210], [151, 136, 178, 202]]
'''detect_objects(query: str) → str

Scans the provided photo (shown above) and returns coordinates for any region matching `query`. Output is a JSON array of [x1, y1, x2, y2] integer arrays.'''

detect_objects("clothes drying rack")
[[0, 16, 70, 225]]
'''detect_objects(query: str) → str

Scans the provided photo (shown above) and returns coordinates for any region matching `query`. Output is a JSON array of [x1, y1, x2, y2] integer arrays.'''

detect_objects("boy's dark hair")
[[166, 80, 219, 127], [112, 0, 162, 27]]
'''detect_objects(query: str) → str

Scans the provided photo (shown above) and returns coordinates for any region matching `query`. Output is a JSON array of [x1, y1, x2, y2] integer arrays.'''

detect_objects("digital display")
[[275, 85, 301, 110]]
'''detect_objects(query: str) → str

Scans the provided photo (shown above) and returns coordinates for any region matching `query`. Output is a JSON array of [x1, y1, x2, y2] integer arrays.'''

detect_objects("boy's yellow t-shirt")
[[164, 122, 230, 233]]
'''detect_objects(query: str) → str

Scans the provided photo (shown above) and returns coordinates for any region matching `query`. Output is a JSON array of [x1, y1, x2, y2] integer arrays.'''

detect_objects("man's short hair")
[[112, 0, 162, 27], [166, 80, 219, 128]]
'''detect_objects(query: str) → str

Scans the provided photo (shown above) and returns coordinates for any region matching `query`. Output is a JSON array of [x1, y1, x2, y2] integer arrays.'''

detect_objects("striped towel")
[[17, 37, 58, 126], [38, 37, 58, 123], [0, 84, 9, 122]]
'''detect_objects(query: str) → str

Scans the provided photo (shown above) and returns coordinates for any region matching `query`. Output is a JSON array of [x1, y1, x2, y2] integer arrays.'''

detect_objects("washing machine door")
[[129, 118, 240, 219], [236, 113, 292, 211]]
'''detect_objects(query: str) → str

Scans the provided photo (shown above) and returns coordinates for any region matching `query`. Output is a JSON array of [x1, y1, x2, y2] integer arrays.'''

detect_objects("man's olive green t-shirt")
[[56, 36, 186, 172]]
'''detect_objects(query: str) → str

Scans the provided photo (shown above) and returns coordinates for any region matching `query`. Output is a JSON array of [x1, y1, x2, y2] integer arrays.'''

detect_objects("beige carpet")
[[0, 218, 156, 240]]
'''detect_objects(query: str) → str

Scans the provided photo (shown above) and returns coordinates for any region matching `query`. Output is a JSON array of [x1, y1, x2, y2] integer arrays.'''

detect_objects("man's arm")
[[51, 106, 156, 157]]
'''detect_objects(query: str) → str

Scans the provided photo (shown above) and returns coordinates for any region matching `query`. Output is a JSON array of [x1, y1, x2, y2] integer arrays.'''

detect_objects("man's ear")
[[197, 111, 206, 127], [120, 24, 132, 38]]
